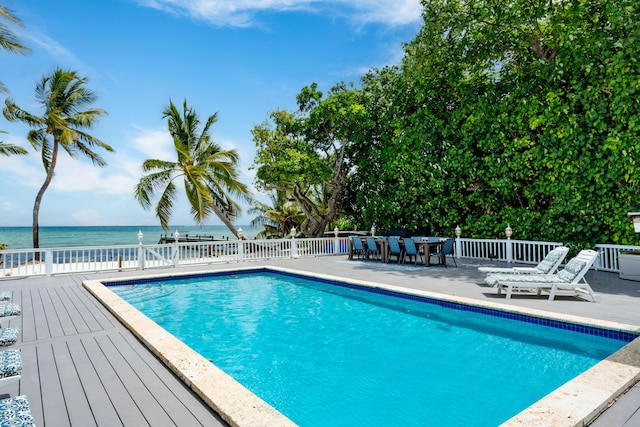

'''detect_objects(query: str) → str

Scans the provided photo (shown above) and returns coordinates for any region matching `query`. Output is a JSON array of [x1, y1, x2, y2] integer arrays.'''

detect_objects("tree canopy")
[[253, 0, 639, 246]]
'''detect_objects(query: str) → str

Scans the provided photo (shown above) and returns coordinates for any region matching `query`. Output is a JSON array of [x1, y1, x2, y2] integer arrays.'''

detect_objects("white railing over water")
[[0, 235, 635, 278]]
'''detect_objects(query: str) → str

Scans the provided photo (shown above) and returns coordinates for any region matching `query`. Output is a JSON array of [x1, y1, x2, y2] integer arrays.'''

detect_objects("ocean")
[[0, 225, 261, 250]]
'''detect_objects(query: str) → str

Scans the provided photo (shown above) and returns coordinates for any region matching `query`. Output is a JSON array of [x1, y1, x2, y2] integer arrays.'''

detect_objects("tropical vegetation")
[[135, 100, 252, 238], [0, 5, 28, 157], [3, 68, 113, 250], [251, 0, 640, 247]]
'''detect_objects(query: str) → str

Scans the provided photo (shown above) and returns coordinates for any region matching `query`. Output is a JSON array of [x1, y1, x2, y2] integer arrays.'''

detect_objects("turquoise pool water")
[[109, 270, 630, 426]]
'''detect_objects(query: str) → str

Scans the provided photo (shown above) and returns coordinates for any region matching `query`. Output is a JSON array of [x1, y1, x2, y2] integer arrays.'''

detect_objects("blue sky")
[[0, 0, 422, 227]]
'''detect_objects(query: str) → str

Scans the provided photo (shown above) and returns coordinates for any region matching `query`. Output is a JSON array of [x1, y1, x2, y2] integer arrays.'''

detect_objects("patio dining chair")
[[365, 236, 381, 261], [430, 238, 456, 267], [350, 236, 366, 259], [402, 238, 422, 265], [388, 237, 403, 263]]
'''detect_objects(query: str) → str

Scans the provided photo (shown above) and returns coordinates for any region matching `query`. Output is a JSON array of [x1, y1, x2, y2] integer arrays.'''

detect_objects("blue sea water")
[[111, 271, 627, 427], [0, 225, 260, 249]]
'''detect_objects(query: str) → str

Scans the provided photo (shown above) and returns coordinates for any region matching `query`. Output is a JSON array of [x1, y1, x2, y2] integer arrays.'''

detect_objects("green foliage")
[[341, 0, 640, 246]]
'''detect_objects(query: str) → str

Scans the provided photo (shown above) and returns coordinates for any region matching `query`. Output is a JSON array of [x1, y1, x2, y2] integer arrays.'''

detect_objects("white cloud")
[[135, 0, 422, 27], [131, 126, 175, 161]]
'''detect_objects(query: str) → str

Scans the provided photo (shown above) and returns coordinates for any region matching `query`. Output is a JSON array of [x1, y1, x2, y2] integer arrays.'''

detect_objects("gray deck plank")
[[39, 288, 65, 339], [60, 286, 102, 333], [47, 288, 79, 336], [17, 289, 36, 344], [16, 346, 41, 422], [106, 332, 222, 426], [37, 343, 72, 427], [66, 337, 121, 427], [93, 333, 178, 426], [52, 339, 96, 426], [69, 284, 119, 331], [80, 336, 150, 426]]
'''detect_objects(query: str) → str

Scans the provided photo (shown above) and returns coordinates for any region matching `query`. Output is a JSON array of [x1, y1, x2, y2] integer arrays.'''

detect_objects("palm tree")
[[0, 6, 29, 156], [135, 99, 252, 238], [0, 132, 27, 155], [0, 5, 29, 93], [3, 68, 113, 251], [249, 191, 304, 238]]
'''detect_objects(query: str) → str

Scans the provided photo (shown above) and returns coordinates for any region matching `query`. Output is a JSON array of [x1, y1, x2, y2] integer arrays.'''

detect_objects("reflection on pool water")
[[108, 270, 632, 426]]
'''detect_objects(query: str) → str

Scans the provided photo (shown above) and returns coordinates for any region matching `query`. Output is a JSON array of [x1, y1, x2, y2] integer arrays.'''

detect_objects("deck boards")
[[0, 277, 228, 427]]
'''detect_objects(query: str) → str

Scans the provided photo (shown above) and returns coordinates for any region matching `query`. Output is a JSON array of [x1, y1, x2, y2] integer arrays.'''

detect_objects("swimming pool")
[[86, 267, 640, 426]]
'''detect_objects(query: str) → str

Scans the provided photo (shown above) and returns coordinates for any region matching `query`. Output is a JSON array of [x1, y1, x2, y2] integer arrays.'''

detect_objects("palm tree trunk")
[[211, 206, 246, 239], [33, 141, 59, 259]]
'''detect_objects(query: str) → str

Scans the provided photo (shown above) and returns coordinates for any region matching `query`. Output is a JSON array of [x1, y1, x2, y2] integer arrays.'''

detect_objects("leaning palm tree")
[[135, 99, 252, 238], [3, 68, 113, 251]]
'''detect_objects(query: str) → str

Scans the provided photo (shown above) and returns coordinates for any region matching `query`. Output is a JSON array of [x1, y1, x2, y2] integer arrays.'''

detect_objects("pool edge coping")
[[84, 265, 640, 427]]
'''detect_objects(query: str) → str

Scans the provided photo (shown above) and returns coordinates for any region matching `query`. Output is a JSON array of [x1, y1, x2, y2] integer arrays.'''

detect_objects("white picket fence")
[[0, 236, 636, 278]]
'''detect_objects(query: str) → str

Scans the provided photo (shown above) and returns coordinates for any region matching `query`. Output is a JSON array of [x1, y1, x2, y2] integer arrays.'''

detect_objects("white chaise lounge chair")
[[484, 249, 600, 302], [478, 246, 569, 276]]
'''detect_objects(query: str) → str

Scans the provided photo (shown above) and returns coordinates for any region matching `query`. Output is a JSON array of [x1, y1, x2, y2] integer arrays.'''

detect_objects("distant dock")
[[157, 233, 230, 244]]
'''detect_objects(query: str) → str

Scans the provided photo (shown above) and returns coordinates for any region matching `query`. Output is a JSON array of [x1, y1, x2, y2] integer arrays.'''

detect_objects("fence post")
[[333, 227, 340, 254], [455, 226, 462, 259], [45, 250, 52, 277], [172, 230, 180, 268], [505, 225, 513, 263], [137, 230, 145, 270], [291, 227, 298, 258]]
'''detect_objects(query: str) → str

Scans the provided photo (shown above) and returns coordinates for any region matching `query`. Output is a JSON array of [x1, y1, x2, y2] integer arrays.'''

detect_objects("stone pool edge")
[[84, 265, 640, 427]]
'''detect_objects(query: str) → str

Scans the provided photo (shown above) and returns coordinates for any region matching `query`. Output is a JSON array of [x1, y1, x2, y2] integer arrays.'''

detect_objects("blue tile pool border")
[[102, 267, 639, 343]]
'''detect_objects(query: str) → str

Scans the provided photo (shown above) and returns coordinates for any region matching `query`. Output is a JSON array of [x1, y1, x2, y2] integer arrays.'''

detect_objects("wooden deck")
[[0, 275, 228, 427]]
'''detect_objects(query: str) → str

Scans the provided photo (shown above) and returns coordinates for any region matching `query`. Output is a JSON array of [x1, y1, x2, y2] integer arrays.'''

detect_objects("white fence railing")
[[593, 244, 640, 272], [455, 238, 563, 264], [0, 236, 634, 279], [0, 237, 351, 279]]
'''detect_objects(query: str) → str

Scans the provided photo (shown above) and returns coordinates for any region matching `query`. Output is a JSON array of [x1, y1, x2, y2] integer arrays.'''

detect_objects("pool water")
[[110, 271, 628, 426]]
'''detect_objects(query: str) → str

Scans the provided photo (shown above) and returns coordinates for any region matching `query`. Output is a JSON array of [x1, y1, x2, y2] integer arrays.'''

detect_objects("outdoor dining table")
[[348, 237, 444, 267]]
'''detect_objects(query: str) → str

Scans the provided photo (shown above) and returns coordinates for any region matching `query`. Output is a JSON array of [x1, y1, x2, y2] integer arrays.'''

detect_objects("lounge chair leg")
[[506, 285, 513, 299]]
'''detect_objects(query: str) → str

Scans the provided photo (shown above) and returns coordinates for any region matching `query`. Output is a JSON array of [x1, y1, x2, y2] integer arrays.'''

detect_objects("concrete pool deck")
[[2, 255, 640, 425]]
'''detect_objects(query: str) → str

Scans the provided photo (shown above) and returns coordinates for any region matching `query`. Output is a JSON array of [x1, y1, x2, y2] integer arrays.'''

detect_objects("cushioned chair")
[[430, 238, 456, 267], [478, 246, 569, 276], [402, 238, 422, 265], [484, 249, 600, 301], [365, 236, 381, 261], [350, 236, 366, 260], [0, 349, 21, 387], [388, 237, 403, 263], [0, 395, 34, 426]]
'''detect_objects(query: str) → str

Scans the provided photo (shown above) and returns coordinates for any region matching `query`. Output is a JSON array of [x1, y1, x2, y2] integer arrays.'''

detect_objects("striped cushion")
[[478, 266, 544, 275], [0, 304, 20, 317], [484, 273, 566, 287], [0, 395, 35, 427], [0, 292, 11, 302], [557, 259, 586, 282], [0, 328, 19, 347], [0, 349, 21, 378]]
